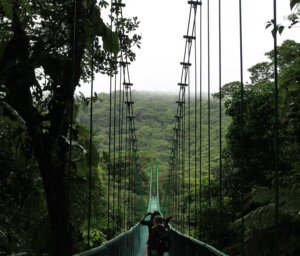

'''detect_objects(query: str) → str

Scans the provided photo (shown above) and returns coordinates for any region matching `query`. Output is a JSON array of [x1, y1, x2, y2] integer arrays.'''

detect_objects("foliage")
[[0, 0, 140, 255], [213, 40, 300, 255], [77, 90, 231, 242], [266, 0, 300, 35], [0, 102, 49, 254]]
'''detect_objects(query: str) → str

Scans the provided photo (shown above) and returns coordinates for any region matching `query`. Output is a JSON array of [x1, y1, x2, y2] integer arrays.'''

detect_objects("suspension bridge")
[[75, 161, 227, 256], [72, 0, 282, 255], [0, 0, 289, 255]]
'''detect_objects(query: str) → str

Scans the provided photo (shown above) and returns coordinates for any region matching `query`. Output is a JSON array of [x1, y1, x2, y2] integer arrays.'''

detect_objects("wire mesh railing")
[[75, 163, 229, 256], [169, 228, 227, 256], [74, 223, 144, 256]]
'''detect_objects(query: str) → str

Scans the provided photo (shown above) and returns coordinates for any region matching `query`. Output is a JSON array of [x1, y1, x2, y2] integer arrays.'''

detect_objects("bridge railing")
[[169, 228, 228, 256], [73, 223, 143, 256]]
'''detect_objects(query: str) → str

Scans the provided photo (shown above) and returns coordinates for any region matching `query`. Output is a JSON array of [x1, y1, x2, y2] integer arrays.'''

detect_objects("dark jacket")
[[148, 224, 166, 251]]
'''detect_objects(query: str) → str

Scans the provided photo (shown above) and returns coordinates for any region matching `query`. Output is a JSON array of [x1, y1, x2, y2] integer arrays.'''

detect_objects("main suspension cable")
[[168, 0, 201, 235]]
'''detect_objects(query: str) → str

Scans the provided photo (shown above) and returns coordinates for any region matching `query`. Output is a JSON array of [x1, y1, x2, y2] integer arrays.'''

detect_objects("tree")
[[214, 40, 300, 255], [0, 1, 140, 255], [266, 0, 300, 35], [287, 0, 300, 28]]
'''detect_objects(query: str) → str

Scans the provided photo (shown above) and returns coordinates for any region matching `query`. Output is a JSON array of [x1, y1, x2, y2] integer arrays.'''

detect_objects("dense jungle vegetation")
[[1, 0, 300, 254], [79, 40, 300, 256], [0, 0, 141, 255], [1, 40, 300, 255], [79, 37, 300, 256], [193, 40, 300, 255]]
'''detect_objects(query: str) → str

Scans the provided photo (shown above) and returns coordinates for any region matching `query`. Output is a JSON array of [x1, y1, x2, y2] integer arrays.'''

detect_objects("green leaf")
[[94, 6, 106, 36], [290, 0, 300, 10], [265, 22, 272, 29], [0, 40, 7, 61], [76, 158, 88, 177], [288, 82, 299, 92], [102, 29, 120, 55], [0, 101, 26, 129], [252, 187, 273, 205], [278, 25, 284, 35], [90, 5, 119, 55], [1, 0, 13, 19], [102, 151, 110, 163], [87, 142, 100, 167], [234, 203, 276, 234]]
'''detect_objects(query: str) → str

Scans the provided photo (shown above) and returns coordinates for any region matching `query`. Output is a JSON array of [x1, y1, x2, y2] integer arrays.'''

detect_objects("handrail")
[[74, 222, 143, 256], [169, 227, 228, 256]]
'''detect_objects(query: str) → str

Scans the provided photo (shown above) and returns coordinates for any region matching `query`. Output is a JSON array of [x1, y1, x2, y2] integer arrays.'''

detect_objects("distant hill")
[[77, 90, 230, 176]]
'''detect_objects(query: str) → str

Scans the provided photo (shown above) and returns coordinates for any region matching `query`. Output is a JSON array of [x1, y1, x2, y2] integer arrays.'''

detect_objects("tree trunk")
[[1, 3, 86, 255], [36, 140, 74, 256]]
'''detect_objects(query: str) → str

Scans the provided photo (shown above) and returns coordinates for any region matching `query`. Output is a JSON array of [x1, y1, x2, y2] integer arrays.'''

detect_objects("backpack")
[[154, 227, 171, 253]]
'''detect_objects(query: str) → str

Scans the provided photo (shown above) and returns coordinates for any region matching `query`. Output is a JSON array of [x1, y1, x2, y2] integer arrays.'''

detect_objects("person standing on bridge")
[[140, 211, 161, 256], [140, 210, 161, 233], [140, 211, 171, 255], [148, 215, 171, 256]]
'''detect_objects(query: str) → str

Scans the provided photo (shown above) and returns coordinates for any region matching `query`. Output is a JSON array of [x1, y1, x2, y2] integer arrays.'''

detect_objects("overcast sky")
[[77, 0, 299, 95]]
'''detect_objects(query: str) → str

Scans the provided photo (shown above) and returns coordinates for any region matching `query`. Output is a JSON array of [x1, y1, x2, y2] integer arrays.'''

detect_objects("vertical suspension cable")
[[182, 87, 185, 233], [188, 65, 191, 236], [118, 63, 123, 231], [180, 4, 192, 231], [106, 0, 113, 239], [122, 85, 126, 230], [199, 0, 203, 239], [116, 7, 127, 232], [238, 0, 245, 254], [87, 0, 95, 245], [218, 0, 223, 245], [120, 76, 126, 231], [127, 66, 133, 225], [177, 118, 181, 229], [273, 0, 279, 255], [126, 87, 131, 227], [172, 144, 177, 218], [194, 4, 198, 237], [156, 159, 160, 210], [107, 73, 112, 237], [175, 119, 179, 228], [67, 0, 77, 207], [124, 83, 128, 230], [112, 71, 117, 236], [107, 55, 112, 240], [207, 0, 211, 241], [149, 163, 152, 209], [111, 0, 122, 237]]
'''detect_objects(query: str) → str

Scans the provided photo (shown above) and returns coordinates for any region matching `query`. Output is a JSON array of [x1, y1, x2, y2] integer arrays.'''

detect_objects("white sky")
[[77, 0, 299, 95]]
